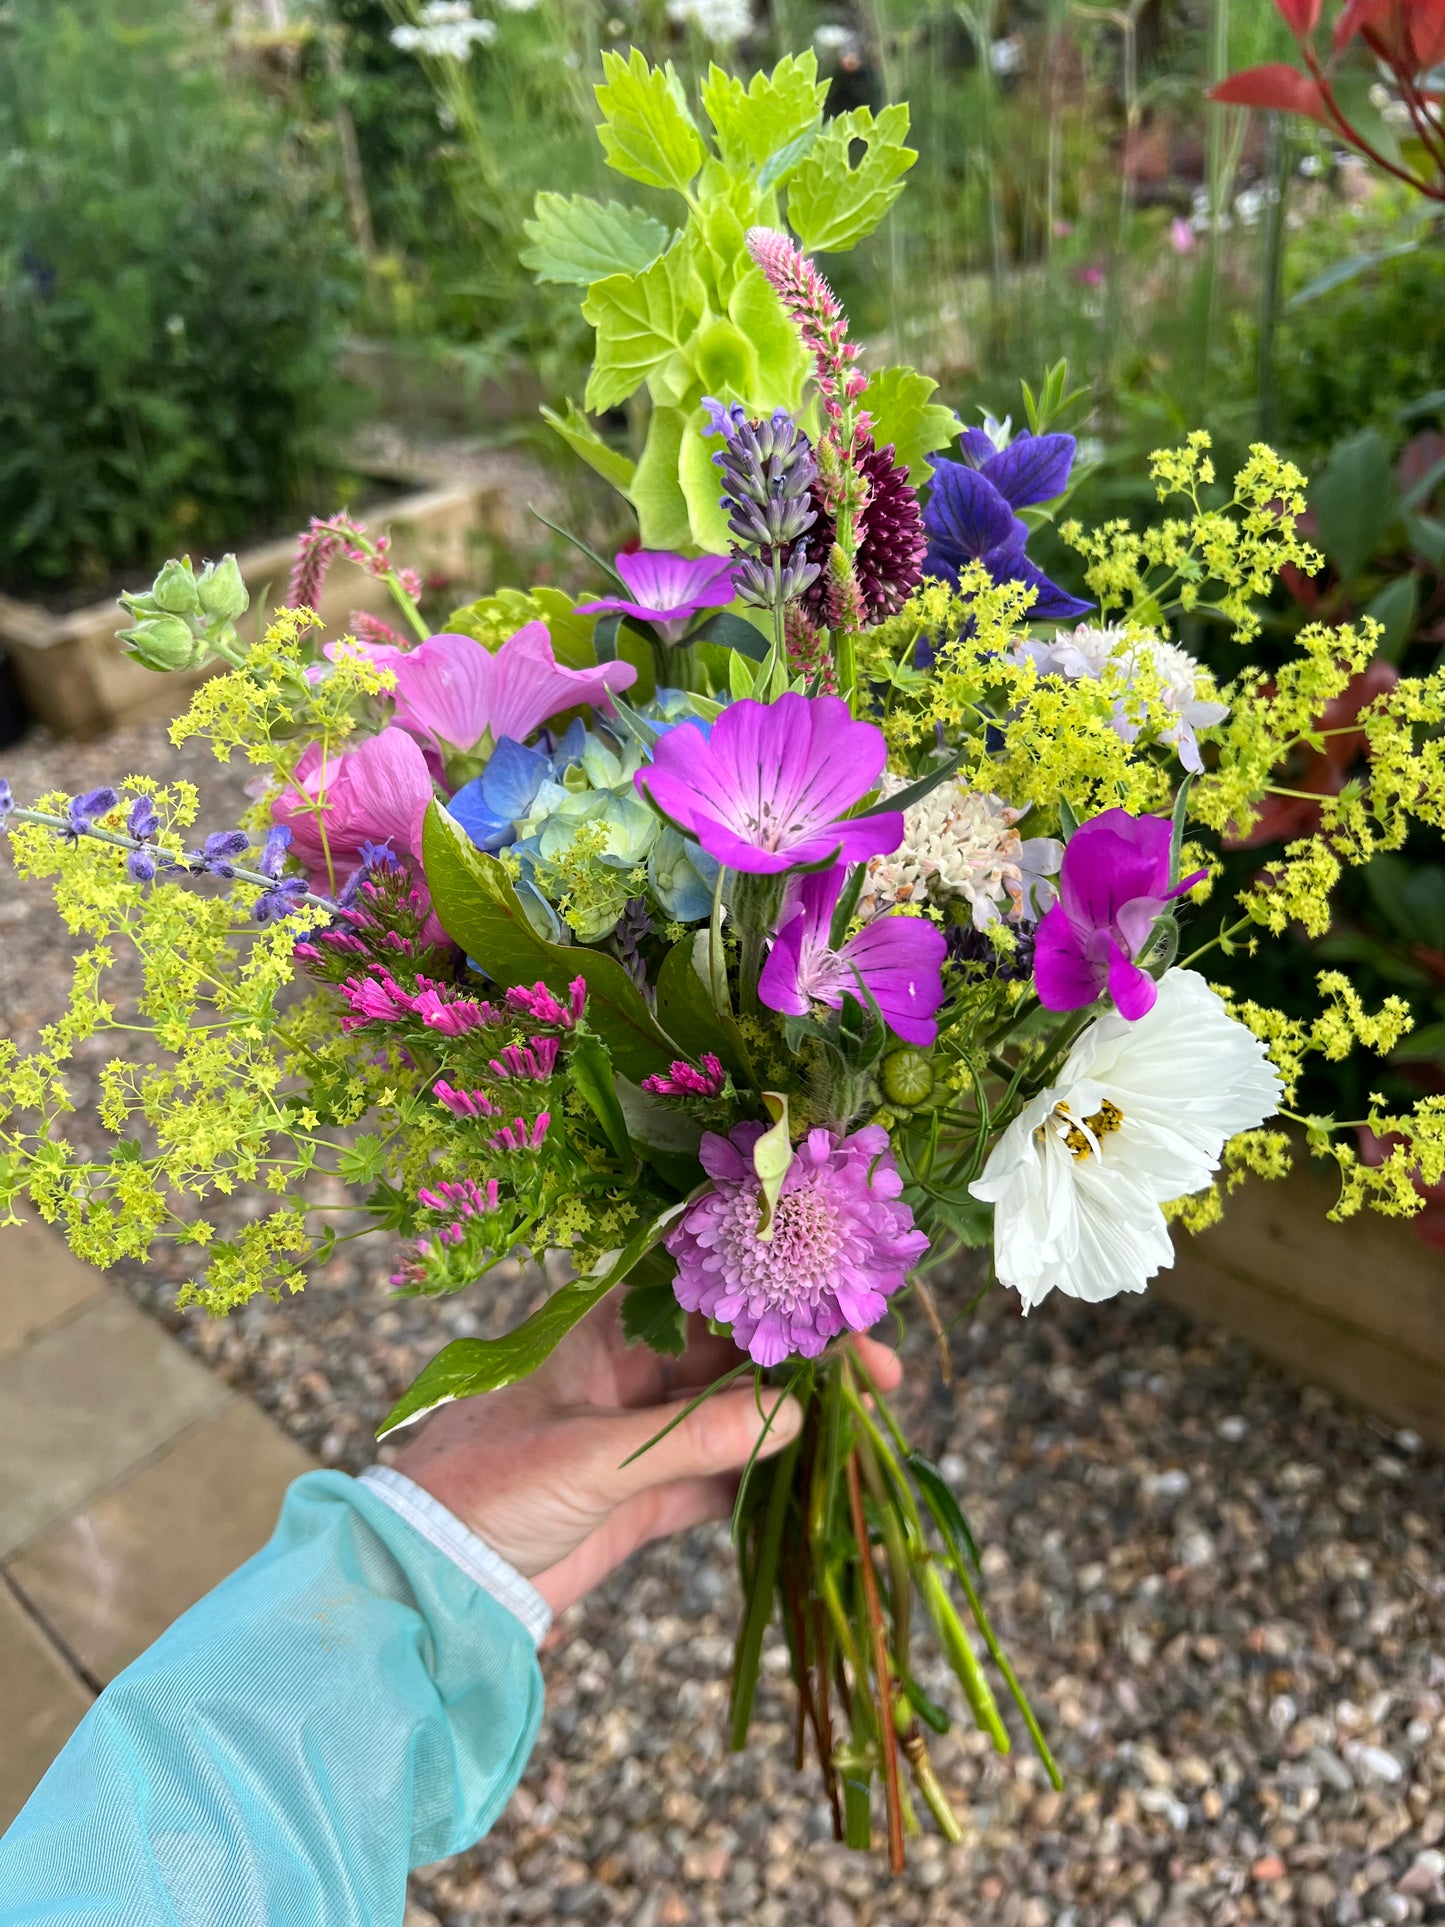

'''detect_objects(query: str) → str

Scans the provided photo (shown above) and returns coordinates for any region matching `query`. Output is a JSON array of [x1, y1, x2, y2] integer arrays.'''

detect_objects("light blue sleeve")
[[0, 1467, 550, 1926]]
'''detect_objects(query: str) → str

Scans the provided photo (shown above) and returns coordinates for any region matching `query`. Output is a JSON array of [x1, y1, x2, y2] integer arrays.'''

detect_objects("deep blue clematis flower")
[[447, 719, 586, 854], [923, 430, 1092, 622]]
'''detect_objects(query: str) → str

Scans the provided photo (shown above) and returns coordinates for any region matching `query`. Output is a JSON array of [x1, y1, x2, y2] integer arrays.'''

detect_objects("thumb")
[[596, 1382, 804, 1505]]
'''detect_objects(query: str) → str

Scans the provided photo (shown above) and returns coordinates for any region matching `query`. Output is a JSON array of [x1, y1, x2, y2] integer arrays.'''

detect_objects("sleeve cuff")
[[357, 1466, 552, 1649]]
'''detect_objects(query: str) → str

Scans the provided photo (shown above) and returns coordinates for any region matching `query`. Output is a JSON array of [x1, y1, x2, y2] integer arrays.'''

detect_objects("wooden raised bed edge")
[[0, 478, 493, 739], [1161, 1161, 1445, 1449]]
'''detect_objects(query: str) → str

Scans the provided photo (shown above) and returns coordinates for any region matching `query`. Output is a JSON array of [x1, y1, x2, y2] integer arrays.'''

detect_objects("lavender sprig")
[[705, 400, 823, 615], [0, 790, 333, 922]]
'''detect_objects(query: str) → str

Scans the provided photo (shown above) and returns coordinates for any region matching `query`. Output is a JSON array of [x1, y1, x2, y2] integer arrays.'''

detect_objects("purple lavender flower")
[[666, 1121, 928, 1366], [759, 868, 947, 1046], [258, 825, 292, 877], [126, 849, 158, 884], [576, 550, 739, 646], [188, 830, 251, 879], [635, 694, 903, 876], [1033, 809, 1206, 1021], [0, 780, 13, 818], [706, 401, 822, 611], [127, 795, 159, 842], [253, 876, 310, 925], [65, 788, 119, 841], [923, 433, 1091, 621]]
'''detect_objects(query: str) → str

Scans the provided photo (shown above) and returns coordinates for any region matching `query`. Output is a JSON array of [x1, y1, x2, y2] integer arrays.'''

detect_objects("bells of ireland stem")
[[118, 555, 249, 672]]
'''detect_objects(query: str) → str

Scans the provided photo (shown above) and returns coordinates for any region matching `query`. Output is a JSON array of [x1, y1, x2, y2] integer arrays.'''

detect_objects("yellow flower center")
[[1041, 1097, 1124, 1162]]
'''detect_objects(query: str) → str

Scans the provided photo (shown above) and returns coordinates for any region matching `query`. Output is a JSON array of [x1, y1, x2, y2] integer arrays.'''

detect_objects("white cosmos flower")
[[969, 970, 1281, 1312]]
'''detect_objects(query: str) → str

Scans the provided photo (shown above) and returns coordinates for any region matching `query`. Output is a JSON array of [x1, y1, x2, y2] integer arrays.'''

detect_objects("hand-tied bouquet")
[[4, 50, 1445, 1867]]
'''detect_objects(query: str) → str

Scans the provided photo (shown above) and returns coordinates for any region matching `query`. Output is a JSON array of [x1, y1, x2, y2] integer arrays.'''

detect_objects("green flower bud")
[[151, 558, 201, 617], [881, 1048, 934, 1108], [118, 613, 208, 673], [197, 554, 248, 622]]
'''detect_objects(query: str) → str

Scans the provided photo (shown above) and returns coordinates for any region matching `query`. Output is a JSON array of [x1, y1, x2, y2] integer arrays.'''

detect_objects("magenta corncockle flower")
[[489, 1037, 560, 1081], [491, 1113, 550, 1153], [272, 728, 434, 891], [636, 694, 904, 876], [576, 551, 738, 646], [384, 622, 637, 756], [1033, 808, 1206, 1022], [642, 1054, 727, 1097], [666, 1122, 928, 1367], [410, 977, 500, 1036], [759, 868, 948, 1047], [504, 978, 586, 1027], [433, 1081, 501, 1120]]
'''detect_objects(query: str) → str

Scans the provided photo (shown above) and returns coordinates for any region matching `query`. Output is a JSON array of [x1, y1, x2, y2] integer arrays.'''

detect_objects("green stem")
[[729, 1427, 802, 1750]]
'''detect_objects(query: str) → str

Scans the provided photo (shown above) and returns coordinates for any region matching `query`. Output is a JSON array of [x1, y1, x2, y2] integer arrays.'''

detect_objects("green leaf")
[[688, 611, 768, 660], [857, 749, 962, 818], [726, 267, 810, 413], [376, 1210, 687, 1437], [862, 366, 960, 486], [1287, 238, 1421, 308], [1312, 428, 1396, 583], [676, 406, 735, 552], [785, 103, 916, 255], [444, 585, 599, 671], [628, 402, 694, 551], [1393, 1018, 1445, 1062], [1363, 573, 1420, 664], [521, 193, 671, 287], [421, 805, 675, 1083], [690, 315, 758, 400], [595, 48, 703, 195], [655, 936, 751, 1084], [568, 1031, 635, 1172], [907, 1451, 982, 1572], [753, 1092, 794, 1240], [619, 1251, 689, 1356], [539, 400, 636, 496], [701, 51, 827, 171], [582, 242, 707, 414]]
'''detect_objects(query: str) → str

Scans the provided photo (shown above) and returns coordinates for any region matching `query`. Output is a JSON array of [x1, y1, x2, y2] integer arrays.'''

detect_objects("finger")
[[532, 1473, 736, 1616], [851, 1331, 903, 1393], [588, 1382, 803, 1507]]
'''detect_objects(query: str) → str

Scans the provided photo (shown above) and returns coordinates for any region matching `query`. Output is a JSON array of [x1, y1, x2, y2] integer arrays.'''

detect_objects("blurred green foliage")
[[0, 0, 359, 596]]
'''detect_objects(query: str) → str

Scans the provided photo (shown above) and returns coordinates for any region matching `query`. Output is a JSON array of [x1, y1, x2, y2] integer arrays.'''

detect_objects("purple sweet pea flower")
[[576, 550, 738, 646], [759, 867, 947, 1045], [923, 433, 1092, 622], [1033, 809, 1206, 1021], [635, 694, 904, 876]]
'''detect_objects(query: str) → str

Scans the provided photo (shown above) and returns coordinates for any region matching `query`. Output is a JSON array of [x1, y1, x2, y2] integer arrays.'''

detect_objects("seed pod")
[[881, 1048, 934, 1107]]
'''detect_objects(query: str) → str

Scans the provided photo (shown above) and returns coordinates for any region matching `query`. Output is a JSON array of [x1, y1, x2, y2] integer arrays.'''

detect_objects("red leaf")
[[1274, 0, 1322, 35], [1334, 0, 1387, 53], [1407, 0, 1445, 70], [1208, 64, 1333, 124]]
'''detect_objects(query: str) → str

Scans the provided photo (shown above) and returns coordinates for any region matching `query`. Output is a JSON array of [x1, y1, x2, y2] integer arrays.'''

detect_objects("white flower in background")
[[859, 777, 1063, 929], [1014, 622, 1230, 774], [970, 970, 1281, 1312], [666, 0, 755, 43], [813, 23, 856, 52], [390, 2, 497, 59], [989, 34, 1025, 75]]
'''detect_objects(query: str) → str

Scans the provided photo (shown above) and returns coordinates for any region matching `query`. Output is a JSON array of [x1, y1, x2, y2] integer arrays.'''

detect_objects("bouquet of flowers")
[[3, 51, 1444, 1869]]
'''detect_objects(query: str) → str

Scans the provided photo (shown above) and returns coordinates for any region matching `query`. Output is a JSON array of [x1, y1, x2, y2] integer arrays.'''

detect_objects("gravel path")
[[2, 720, 1443, 1927]]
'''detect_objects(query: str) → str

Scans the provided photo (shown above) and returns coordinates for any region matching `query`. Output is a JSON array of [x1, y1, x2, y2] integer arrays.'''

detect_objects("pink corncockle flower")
[[410, 977, 500, 1036], [636, 694, 904, 876], [271, 727, 435, 892], [504, 978, 586, 1027], [576, 550, 738, 646], [433, 1081, 501, 1119], [1170, 217, 1195, 254], [667, 1122, 928, 1367], [641, 1054, 727, 1097], [491, 1113, 551, 1153], [339, 971, 416, 1028], [383, 621, 637, 757], [489, 1037, 561, 1081], [759, 868, 948, 1047], [1033, 809, 1206, 1022]]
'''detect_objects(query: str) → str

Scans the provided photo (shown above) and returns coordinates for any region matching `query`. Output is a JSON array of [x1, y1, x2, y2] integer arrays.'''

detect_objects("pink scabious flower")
[[759, 867, 947, 1046], [271, 727, 434, 891], [382, 621, 637, 757], [576, 550, 738, 646], [667, 1122, 928, 1367], [642, 1054, 727, 1098], [1033, 809, 1206, 1022], [635, 694, 904, 876]]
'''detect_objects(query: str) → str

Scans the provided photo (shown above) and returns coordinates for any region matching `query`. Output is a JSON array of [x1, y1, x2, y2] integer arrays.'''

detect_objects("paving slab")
[[0, 1581, 93, 1832], [9, 1398, 313, 1684], [0, 1291, 229, 1558], [0, 1220, 105, 1358]]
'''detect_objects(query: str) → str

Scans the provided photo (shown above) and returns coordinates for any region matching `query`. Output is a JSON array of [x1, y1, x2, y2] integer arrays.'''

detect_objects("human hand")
[[394, 1295, 903, 1616]]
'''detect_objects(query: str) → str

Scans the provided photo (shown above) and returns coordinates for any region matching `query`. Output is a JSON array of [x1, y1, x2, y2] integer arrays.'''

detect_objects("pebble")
[[4, 719, 1443, 1927]]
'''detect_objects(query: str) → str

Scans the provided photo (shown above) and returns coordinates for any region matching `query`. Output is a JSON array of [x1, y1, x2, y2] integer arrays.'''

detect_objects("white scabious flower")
[[970, 970, 1281, 1312], [666, 0, 755, 43], [391, 3, 497, 58], [859, 776, 1062, 930], [1015, 622, 1229, 774]]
